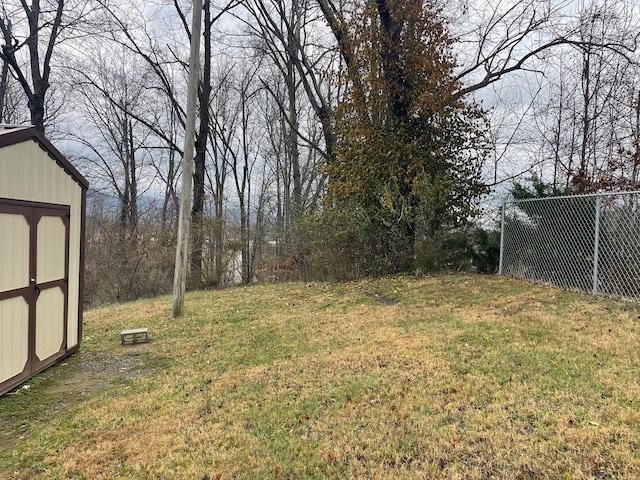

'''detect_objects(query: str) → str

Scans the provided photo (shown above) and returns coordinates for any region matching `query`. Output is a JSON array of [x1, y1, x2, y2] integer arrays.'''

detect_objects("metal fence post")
[[500, 190, 640, 298], [499, 198, 506, 276], [592, 195, 601, 295]]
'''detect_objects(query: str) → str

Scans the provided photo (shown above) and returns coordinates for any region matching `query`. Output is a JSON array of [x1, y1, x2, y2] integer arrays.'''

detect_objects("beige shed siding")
[[35, 287, 65, 360], [37, 216, 66, 284], [0, 213, 29, 291], [0, 296, 28, 383], [0, 140, 82, 347]]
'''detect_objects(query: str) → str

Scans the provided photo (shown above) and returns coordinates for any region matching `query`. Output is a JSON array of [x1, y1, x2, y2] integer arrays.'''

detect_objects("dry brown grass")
[[2, 274, 640, 479]]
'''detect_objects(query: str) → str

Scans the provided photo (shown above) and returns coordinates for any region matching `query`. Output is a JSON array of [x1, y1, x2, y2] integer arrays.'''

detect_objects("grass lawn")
[[1, 274, 640, 479]]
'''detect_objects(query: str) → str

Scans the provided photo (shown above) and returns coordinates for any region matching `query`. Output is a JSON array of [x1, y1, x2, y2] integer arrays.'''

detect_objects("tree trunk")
[[189, 0, 213, 289]]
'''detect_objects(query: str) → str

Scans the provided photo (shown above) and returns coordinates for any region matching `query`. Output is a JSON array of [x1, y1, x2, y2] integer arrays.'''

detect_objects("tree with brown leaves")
[[320, 0, 487, 270]]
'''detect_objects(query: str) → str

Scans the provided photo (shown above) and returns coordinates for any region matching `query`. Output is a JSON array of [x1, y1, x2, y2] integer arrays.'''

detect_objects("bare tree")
[[0, 17, 12, 122], [238, 0, 336, 271], [187, 0, 243, 287], [0, 62, 26, 123], [0, 0, 96, 130], [243, 0, 340, 161], [70, 49, 156, 230], [92, 0, 241, 287], [523, 1, 640, 192], [234, 66, 263, 283]]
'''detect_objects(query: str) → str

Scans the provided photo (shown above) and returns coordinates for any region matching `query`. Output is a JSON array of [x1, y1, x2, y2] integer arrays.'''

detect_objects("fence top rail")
[[504, 190, 640, 206]]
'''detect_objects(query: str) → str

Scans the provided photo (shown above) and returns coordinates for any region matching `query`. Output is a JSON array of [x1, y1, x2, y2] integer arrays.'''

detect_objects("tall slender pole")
[[592, 195, 601, 295], [498, 198, 506, 276], [172, 0, 203, 318]]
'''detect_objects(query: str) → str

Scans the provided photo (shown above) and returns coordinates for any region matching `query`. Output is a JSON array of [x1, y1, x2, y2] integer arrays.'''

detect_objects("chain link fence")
[[499, 191, 640, 298]]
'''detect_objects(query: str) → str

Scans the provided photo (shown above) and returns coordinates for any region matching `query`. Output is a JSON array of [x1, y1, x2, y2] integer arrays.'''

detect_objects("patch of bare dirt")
[[0, 345, 149, 454], [364, 290, 400, 306]]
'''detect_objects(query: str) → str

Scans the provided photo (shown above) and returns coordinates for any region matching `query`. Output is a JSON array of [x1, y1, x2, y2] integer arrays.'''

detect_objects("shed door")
[[0, 201, 69, 391]]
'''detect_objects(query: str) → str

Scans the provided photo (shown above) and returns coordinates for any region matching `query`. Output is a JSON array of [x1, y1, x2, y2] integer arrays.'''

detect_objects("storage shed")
[[0, 125, 88, 395]]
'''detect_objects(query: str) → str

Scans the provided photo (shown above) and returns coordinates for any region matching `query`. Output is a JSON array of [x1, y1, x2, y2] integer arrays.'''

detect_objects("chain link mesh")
[[500, 191, 640, 298]]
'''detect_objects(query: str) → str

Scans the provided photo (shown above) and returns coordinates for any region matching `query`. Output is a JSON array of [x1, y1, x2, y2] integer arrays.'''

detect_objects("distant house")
[[0, 125, 88, 395]]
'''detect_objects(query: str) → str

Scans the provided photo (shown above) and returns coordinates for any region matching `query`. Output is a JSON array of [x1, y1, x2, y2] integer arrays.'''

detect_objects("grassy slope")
[[1, 274, 640, 479]]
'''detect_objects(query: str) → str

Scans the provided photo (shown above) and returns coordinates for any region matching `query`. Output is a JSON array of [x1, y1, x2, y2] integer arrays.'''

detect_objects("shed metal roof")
[[0, 124, 89, 189]]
